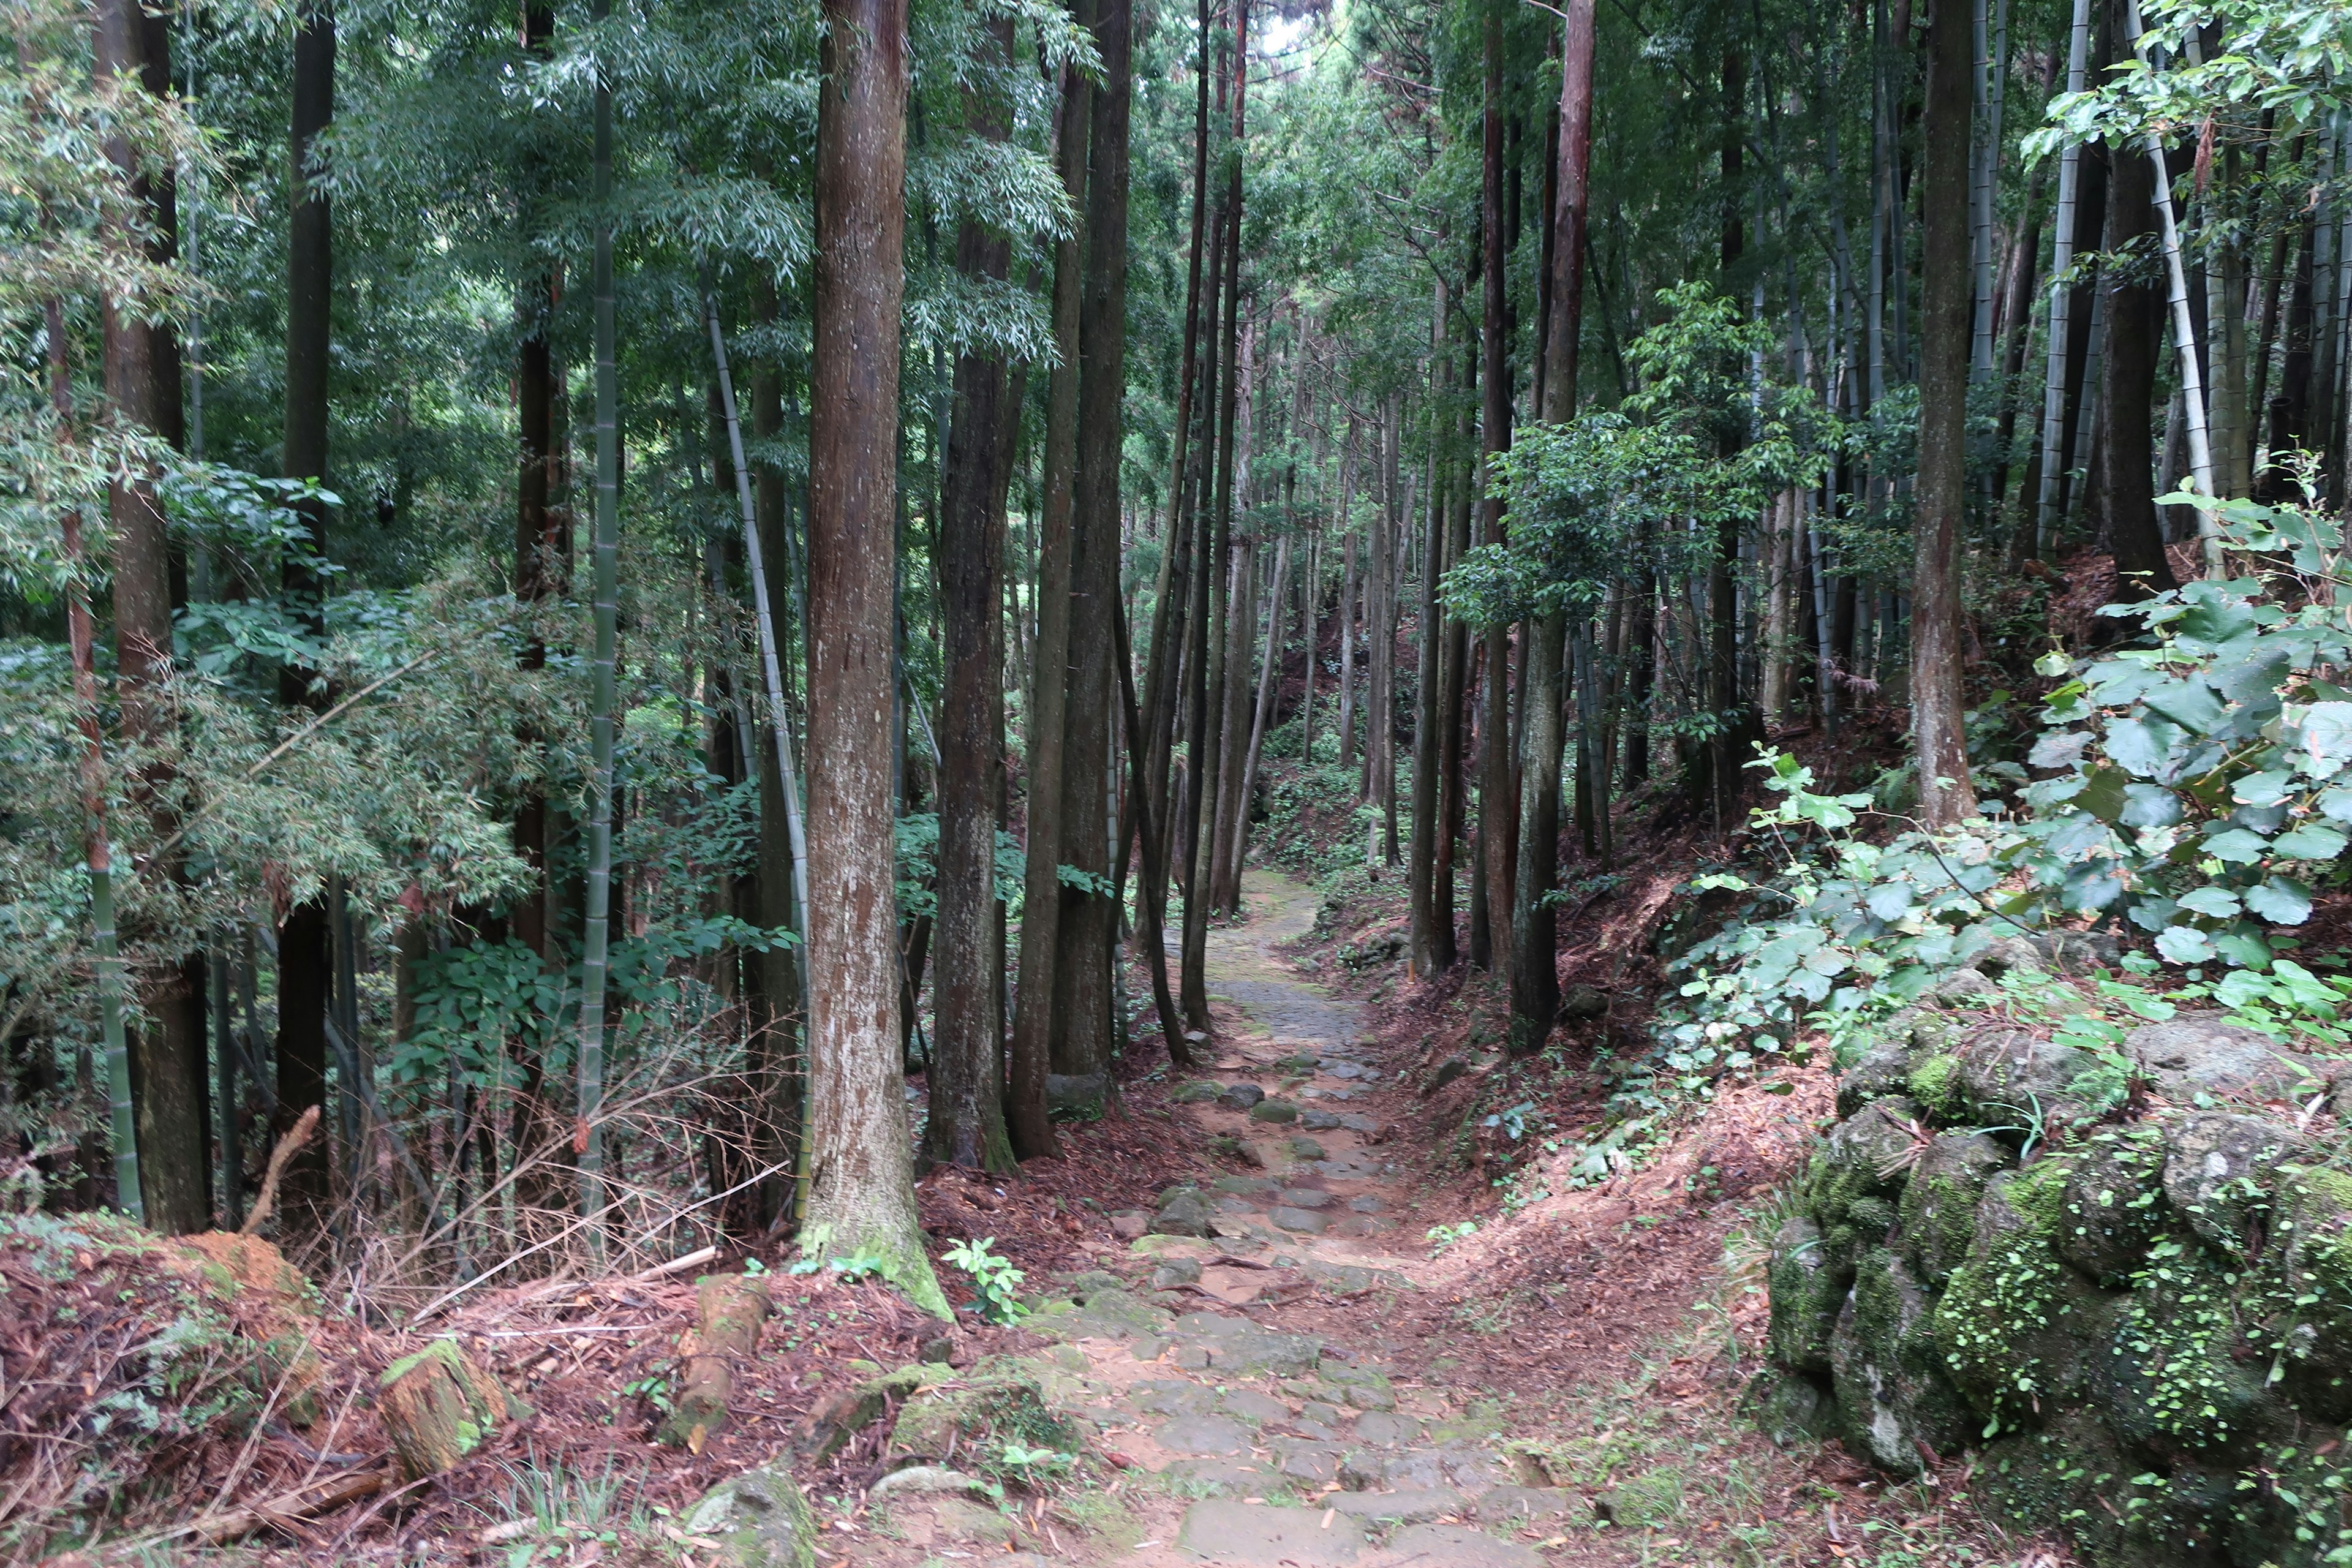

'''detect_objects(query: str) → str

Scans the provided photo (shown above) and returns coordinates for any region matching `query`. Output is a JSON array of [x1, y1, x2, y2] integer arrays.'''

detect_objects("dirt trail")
[[859, 869, 1575, 1568]]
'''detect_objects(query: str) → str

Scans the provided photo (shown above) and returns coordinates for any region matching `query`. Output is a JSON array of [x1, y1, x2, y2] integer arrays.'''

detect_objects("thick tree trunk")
[[1049, 0, 1131, 1098], [1913, 0, 1979, 825], [803, 0, 945, 1311], [1335, 446, 1357, 771], [1176, 201, 1226, 1033], [271, 0, 337, 1233], [1209, 322, 1259, 913], [927, 20, 1017, 1173], [1008, 58, 1090, 1158], [1234, 533, 1291, 879], [1509, 0, 1594, 1050]]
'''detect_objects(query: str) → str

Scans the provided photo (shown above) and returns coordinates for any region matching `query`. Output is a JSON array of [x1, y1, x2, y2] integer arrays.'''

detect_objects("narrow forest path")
[[858, 869, 1592, 1568]]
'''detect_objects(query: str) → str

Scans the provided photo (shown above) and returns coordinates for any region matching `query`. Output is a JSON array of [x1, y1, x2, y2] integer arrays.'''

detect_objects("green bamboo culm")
[[575, 0, 619, 1257], [91, 852, 141, 1224]]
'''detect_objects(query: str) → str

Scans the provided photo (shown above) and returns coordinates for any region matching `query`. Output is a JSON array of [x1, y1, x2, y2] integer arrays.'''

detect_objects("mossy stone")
[[2054, 1129, 2169, 1286], [1248, 1100, 1300, 1123], [888, 1354, 1088, 1463], [1897, 1131, 2013, 1286], [682, 1465, 817, 1568], [1932, 1165, 2111, 1427], [1766, 1215, 1848, 1378], [1828, 1246, 1972, 1474]]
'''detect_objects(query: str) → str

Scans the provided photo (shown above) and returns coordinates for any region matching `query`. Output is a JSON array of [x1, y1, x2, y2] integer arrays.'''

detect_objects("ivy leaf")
[[2119, 783, 2184, 829], [2155, 924, 2217, 965], [2244, 876, 2314, 926], [2211, 930, 2275, 970], [2143, 677, 2229, 736], [2103, 717, 2181, 779], [2317, 786, 2352, 823], [2027, 730, 2091, 769]]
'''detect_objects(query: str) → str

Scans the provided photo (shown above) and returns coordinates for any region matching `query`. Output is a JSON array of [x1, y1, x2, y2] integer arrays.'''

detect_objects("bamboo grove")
[[2, 0, 2348, 1307]]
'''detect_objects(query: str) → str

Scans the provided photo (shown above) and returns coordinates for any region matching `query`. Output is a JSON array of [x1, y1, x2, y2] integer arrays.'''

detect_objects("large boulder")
[[2052, 1130, 2169, 1285], [1836, 1011, 1959, 1118], [2126, 1014, 2321, 1104], [1931, 1166, 2111, 1428], [1806, 1097, 1923, 1267], [1152, 1189, 1216, 1238]]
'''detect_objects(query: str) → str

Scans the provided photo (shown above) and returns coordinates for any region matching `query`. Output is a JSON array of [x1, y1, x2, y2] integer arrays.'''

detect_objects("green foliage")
[[942, 1236, 1028, 1325]]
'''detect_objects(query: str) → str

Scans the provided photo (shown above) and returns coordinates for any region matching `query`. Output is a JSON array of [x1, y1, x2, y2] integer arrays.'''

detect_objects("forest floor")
[[838, 868, 2073, 1568]]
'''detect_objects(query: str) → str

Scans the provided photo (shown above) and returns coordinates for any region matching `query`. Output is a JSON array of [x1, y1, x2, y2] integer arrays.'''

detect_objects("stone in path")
[[1175, 1500, 1368, 1566], [1373, 1523, 1544, 1568], [1158, 1415, 1251, 1455]]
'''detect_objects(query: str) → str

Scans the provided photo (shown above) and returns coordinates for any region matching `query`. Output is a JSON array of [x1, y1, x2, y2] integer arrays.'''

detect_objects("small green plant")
[[622, 1373, 673, 1414], [995, 1441, 1074, 1489], [1425, 1220, 1477, 1252], [943, 1237, 1028, 1325]]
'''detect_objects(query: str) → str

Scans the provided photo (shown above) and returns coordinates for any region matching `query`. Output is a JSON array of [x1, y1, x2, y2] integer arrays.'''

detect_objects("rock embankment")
[[1763, 941, 2352, 1565]]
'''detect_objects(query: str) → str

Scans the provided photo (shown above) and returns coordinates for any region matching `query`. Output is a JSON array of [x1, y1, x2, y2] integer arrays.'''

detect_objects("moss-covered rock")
[[888, 1354, 1090, 1466], [2096, 1238, 2264, 1452], [1806, 1097, 1923, 1273], [1835, 1012, 1956, 1118], [683, 1466, 817, 1568], [1897, 1132, 2013, 1286], [2271, 1164, 2352, 1423], [1829, 1246, 1972, 1474], [2159, 1110, 2301, 1256], [1932, 1164, 2111, 1429], [1766, 1216, 1846, 1378], [1975, 1410, 2136, 1565], [2054, 1128, 2170, 1286], [1949, 1027, 2094, 1129]]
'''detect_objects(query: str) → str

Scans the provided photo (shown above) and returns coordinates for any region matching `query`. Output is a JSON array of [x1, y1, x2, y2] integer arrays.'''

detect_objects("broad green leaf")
[[2245, 876, 2314, 925], [2271, 823, 2348, 860], [2202, 827, 2272, 863], [2156, 925, 2216, 964], [2176, 886, 2243, 918], [2232, 770, 2297, 807], [2301, 702, 2352, 767]]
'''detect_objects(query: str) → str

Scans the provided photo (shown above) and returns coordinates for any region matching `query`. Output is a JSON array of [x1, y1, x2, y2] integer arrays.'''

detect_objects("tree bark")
[[1509, 0, 1594, 1050], [1913, 0, 1980, 826], [271, 0, 338, 1233], [1049, 0, 1132, 1096], [926, 15, 1017, 1174], [1477, 1, 1515, 970], [1408, 279, 1448, 975], [1008, 56, 1090, 1158], [803, 0, 946, 1312], [2097, 83, 2176, 600]]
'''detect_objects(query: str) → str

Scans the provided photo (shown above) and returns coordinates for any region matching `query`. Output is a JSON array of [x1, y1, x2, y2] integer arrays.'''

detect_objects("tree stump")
[[378, 1338, 525, 1480], [658, 1273, 771, 1452]]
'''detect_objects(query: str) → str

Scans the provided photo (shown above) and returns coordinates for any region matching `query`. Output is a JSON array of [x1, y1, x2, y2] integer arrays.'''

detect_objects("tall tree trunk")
[[576, 0, 620, 1237], [925, 17, 1016, 1173], [1049, 0, 1132, 1101], [1698, 47, 1757, 825], [1233, 533, 1291, 883], [803, 0, 945, 1310], [1208, 320, 1259, 913], [1177, 200, 1226, 1032], [1509, 0, 1593, 1051], [1335, 437, 1357, 771], [1374, 397, 1402, 864], [1008, 56, 1089, 1158], [1142, 0, 1215, 881], [2034, 0, 2095, 550], [1913, 0, 1979, 825], [273, 0, 337, 1233], [1438, 328, 1475, 970], [1182, 7, 1246, 1020], [2098, 82, 2176, 601], [1477, 0, 1514, 970], [1409, 279, 1449, 975]]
